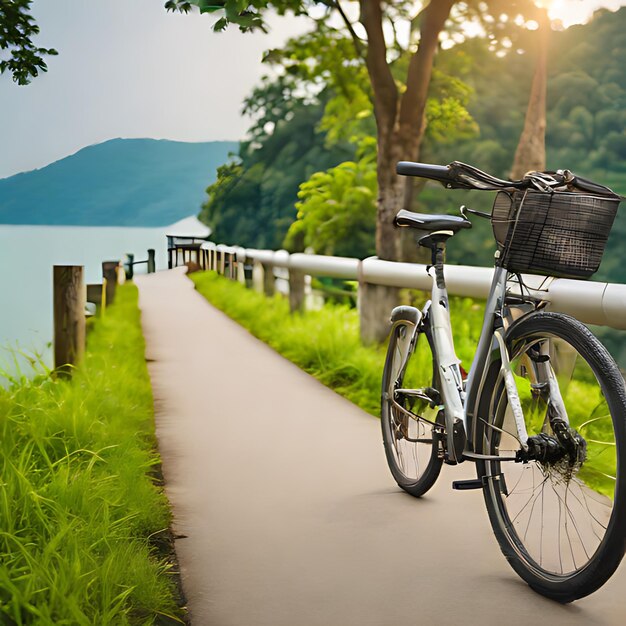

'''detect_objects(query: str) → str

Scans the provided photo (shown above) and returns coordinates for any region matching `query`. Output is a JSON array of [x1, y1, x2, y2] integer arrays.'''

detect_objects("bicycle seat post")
[[430, 239, 446, 291]]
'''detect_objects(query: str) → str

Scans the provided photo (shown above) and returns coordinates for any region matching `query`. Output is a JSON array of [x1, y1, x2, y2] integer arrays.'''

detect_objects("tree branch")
[[359, 0, 398, 133], [334, 0, 365, 59], [399, 0, 455, 131]]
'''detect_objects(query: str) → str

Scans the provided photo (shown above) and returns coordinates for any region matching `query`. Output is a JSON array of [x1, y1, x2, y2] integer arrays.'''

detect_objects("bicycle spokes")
[[486, 333, 616, 576]]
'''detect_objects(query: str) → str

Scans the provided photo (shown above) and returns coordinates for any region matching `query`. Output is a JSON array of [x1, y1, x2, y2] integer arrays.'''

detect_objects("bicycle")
[[381, 160, 626, 602]]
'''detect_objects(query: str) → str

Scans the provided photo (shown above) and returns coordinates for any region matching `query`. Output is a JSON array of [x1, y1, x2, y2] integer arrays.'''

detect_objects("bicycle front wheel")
[[477, 312, 626, 602], [381, 316, 443, 497]]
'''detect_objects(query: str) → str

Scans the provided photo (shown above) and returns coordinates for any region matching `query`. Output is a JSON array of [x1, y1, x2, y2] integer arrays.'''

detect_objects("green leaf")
[[213, 16, 228, 31], [198, 1, 226, 14]]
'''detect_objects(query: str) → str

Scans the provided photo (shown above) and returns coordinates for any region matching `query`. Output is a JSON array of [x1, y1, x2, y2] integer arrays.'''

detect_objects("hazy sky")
[[1, 0, 624, 179], [547, 0, 624, 23], [0, 0, 305, 178]]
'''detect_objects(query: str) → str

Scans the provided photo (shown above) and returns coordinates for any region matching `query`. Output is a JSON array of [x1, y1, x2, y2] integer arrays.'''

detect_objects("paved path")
[[136, 269, 626, 626]]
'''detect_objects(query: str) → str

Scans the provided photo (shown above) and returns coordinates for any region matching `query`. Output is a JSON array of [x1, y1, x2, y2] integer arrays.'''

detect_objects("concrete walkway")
[[136, 269, 626, 626]]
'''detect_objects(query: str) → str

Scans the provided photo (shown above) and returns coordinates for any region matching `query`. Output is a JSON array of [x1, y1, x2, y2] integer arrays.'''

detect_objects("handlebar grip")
[[572, 175, 619, 197], [396, 161, 454, 184]]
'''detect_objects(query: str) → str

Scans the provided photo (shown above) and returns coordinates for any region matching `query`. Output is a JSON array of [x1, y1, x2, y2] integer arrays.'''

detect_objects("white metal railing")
[[199, 242, 626, 331]]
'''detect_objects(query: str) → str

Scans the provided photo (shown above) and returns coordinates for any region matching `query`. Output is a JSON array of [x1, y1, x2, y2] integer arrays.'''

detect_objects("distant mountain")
[[0, 138, 238, 226]]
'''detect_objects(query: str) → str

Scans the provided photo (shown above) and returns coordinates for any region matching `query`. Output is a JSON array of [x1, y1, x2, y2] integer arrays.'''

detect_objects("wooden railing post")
[[86, 283, 104, 309], [261, 263, 275, 296], [167, 236, 173, 269], [237, 258, 247, 284], [147, 249, 156, 274], [243, 264, 253, 288], [125, 253, 135, 280], [53, 265, 86, 374], [288, 269, 305, 313], [102, 261, 119, 305], [252, 261, 264, 292]]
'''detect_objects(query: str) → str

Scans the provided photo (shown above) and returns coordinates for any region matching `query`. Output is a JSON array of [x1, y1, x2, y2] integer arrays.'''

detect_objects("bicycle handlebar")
[[570, 175, 617, 196], [396, 160, 621, 198], [396, 160, 510, 191], [396, 162, 455, 185]]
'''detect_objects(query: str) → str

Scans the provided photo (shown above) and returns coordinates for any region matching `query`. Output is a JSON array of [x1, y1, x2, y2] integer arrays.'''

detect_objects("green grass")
[[190, 272, 484, 417], [0, 284, 183, 625]]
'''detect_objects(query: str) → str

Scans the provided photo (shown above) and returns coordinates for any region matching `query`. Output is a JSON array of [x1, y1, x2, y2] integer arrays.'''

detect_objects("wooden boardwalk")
[[136, 268, 626, 626]]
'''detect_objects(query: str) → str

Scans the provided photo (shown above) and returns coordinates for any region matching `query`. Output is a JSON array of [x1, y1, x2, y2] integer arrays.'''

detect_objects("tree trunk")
[[399, 177, 430, 263], [375, 133, 414, 261], [510, 10, 550, 179], [357, 0, 454, 342], [361, 0, 455, 262], [359, 281, 402, 345]]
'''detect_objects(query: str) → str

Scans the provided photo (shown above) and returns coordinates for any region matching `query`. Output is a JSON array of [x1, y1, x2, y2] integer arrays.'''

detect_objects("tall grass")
[[0, 284, 183, 625], [190, 272, 484, 416]]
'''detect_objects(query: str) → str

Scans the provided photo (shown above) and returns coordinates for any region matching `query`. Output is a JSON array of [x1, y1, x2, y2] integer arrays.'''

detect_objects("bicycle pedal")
[[452, 479, 483, 491]]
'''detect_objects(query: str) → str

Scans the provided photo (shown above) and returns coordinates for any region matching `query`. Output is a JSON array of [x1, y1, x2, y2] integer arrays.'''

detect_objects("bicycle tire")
[[381, 315, 443, 497], [476, 311, 626, 602]]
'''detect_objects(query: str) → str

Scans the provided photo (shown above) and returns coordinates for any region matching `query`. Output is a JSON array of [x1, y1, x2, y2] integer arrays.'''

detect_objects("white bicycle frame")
[[422, 262, 531, 463]]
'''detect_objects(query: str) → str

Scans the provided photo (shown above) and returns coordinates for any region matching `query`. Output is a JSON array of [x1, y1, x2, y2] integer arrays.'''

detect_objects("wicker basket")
[[492, 189, 620, 279]]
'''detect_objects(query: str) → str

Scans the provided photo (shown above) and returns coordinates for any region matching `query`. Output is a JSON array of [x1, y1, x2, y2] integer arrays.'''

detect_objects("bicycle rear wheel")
[[381, 315, 443, 497], [477, 312, 626, 601]]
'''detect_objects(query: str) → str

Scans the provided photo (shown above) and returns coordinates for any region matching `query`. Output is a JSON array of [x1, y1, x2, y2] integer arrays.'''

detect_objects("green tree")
[[167, 0, 536, 262], [0, 0, 57, 85], [200, 95, 353, 248], [205, 21, 481, 258], [285, 139, 377, 259]]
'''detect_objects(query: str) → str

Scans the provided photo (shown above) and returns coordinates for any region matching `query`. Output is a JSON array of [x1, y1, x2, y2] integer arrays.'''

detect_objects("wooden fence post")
[[86, 283, 104, 309], [147, 249, 156, 274], [288, 269, 305, 313], [251, 261, 263, 292], [53, 265, 86, 374], [243, 264, 254, 288], [125, 253, 135, 280], [237, 259, 247, 284], [261, 263, 275, 296], [102, 261, 119, 305]]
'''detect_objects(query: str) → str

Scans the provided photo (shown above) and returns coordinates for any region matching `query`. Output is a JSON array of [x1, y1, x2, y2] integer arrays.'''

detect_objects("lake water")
[[0, 224, 170, 374]]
